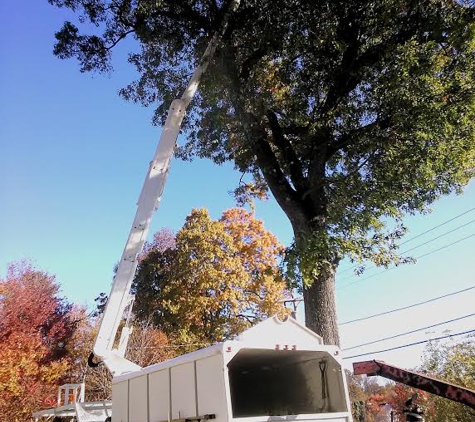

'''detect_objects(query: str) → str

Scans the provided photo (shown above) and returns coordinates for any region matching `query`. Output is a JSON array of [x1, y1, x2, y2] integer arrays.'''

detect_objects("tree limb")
[[325, 117, 391, 161], [265, 110, 307, 192]]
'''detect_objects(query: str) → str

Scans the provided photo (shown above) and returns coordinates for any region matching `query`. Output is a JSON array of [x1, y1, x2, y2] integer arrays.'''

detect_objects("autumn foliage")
[[0, 262, 75, 421], [133, 208, 290, 347]]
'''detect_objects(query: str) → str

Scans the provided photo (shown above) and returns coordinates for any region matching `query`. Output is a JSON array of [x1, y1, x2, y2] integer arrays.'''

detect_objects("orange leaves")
[[134, 207, 290, 346], [0, 262, 74, 421]]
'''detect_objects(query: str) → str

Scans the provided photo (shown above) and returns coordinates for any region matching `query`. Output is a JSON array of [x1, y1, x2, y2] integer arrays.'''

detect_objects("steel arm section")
[[353, 360, 475, 410], [93, 0, 241, 376]]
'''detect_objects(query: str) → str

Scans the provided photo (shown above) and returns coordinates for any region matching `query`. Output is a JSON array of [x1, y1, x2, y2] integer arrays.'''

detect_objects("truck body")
[[113, 316, 353, 422]]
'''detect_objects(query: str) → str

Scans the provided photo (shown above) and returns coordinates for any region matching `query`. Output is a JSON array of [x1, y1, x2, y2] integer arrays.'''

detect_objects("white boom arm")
[[93, 0, 240, 376]]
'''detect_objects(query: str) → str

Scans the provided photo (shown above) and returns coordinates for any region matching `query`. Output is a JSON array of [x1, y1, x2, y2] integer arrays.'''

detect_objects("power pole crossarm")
[[353, 360, 475, 410]]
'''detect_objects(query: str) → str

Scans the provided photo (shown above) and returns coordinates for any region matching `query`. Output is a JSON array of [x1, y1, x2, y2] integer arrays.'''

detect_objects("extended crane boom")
[[353, 360, 475, 410], [92, 0, 240, 376]]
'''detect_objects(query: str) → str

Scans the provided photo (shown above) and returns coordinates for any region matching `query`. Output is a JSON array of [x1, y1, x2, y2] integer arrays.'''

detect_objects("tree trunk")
[[302, 266, 340, 347]]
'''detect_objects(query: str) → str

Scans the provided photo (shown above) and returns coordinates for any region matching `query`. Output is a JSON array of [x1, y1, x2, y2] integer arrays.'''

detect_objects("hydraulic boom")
[[353, 360, 475, 410], [92, 0, 240, 376]]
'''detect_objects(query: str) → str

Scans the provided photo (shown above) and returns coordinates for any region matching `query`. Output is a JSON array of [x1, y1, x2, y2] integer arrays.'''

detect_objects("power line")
[[338, 207, 475, 276], [400, 207, 475, 246], [338, 219, 475, 283], [343, 329, 475, 360], [342, 312, 475, 351], [337, 233, 475, 291], [340, 284, 475, 325], [399, 219, 475, 254], [415, 233, 475, 259]]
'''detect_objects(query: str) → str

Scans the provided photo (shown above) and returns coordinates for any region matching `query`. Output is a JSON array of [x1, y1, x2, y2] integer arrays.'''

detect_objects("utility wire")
[[342, 312, 475, 351], [400, 207, 475, 246], [338, 207, 475, 276], [398, 219, 474, 255], [343, 329, 475, 360], [338, 219, 475, 283], [340, 284, 475, 325], [337, 233, 475, 291]]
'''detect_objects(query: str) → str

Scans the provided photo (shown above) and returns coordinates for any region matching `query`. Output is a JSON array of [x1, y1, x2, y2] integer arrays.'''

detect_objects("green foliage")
[[421, 335, 475, 422], [132, 208, 290, 347], [48, 0, 475, 341], [48, 0, 475, 270]]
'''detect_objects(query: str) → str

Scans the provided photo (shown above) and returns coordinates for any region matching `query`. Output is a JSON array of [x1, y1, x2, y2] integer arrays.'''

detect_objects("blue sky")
[[1, 0, 474, 370]]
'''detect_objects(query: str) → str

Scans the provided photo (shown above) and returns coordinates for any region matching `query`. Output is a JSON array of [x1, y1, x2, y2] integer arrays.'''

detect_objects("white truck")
[[112, 316, 352, 422], [34, 1, 353, 420]]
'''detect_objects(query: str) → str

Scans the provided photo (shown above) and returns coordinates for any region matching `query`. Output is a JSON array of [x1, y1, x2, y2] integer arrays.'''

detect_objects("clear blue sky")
[[1, 0, 474, 370]]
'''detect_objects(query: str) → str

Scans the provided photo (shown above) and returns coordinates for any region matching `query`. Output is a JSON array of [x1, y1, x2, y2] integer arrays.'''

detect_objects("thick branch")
[[266, 110, 307, 192], [250, 121, 301, 213], [326, 117, 391, 160], [320, 8, 425, 116], [239, 44, 269, 81], [106, 29, 135, 50]]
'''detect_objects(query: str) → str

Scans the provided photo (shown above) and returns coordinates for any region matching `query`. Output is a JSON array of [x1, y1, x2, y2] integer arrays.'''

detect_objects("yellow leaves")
[[135, 207, 290, 346], [254, 59, 291, 106]]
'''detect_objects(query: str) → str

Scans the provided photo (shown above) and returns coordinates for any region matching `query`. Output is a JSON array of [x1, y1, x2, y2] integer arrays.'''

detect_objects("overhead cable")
[[338, 207, 475, 276], [337, 233, 475, 291], [343, 329, 475, 360], [340, 284, 475, 325], [338, 220, 475, 283], [342, 312, 475, 351]]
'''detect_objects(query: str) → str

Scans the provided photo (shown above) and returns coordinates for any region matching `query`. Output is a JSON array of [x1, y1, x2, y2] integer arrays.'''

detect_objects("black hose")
[[88, 352, 103, 368]]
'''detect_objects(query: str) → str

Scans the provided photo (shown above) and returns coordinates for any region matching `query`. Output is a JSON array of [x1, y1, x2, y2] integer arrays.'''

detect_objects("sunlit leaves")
[[48, 0, 475, 342], [0, 262, 75, 421], [133, 208, 290, 347]]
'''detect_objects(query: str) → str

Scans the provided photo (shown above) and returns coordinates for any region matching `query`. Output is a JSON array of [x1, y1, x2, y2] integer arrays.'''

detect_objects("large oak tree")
[[48, 0, 475, 345]]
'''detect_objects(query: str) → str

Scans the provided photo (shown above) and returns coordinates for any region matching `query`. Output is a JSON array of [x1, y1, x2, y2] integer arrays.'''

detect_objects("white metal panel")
[[234, 316, 324, 352], [196, 355, 229, 422], [149, 369, 170, 422], [129, 375, 148, 422], [112, 381, 128, 422], [171, 363, 196, 419], [114, 344, 223, 384]]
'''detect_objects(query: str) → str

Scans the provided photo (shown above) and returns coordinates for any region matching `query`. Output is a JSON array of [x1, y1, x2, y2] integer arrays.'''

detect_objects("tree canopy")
[[48, 0, 475, 344], [133, 208, 290, 346], [420, 335, 475, 421], [0, 262, 75, 421]]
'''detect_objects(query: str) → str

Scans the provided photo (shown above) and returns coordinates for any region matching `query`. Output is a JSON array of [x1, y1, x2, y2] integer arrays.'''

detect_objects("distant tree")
[[385, 383, 435, 422], [48, 0, 475, 344], [133, 208, 290, 347], [346, 371, 395, 422], [142, 228, 176, 257], [125, 320, 176, 367], [0, 262, 75, 421], [418, 335, 475, 422], [69, 316, 174, 402]]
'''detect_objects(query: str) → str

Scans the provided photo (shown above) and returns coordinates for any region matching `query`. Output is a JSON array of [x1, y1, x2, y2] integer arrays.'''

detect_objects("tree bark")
[[302, 264, 340, 347]]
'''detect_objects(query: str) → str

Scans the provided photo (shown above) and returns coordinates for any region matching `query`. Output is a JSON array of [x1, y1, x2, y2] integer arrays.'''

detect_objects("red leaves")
[[0, 262, 74, 420]]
